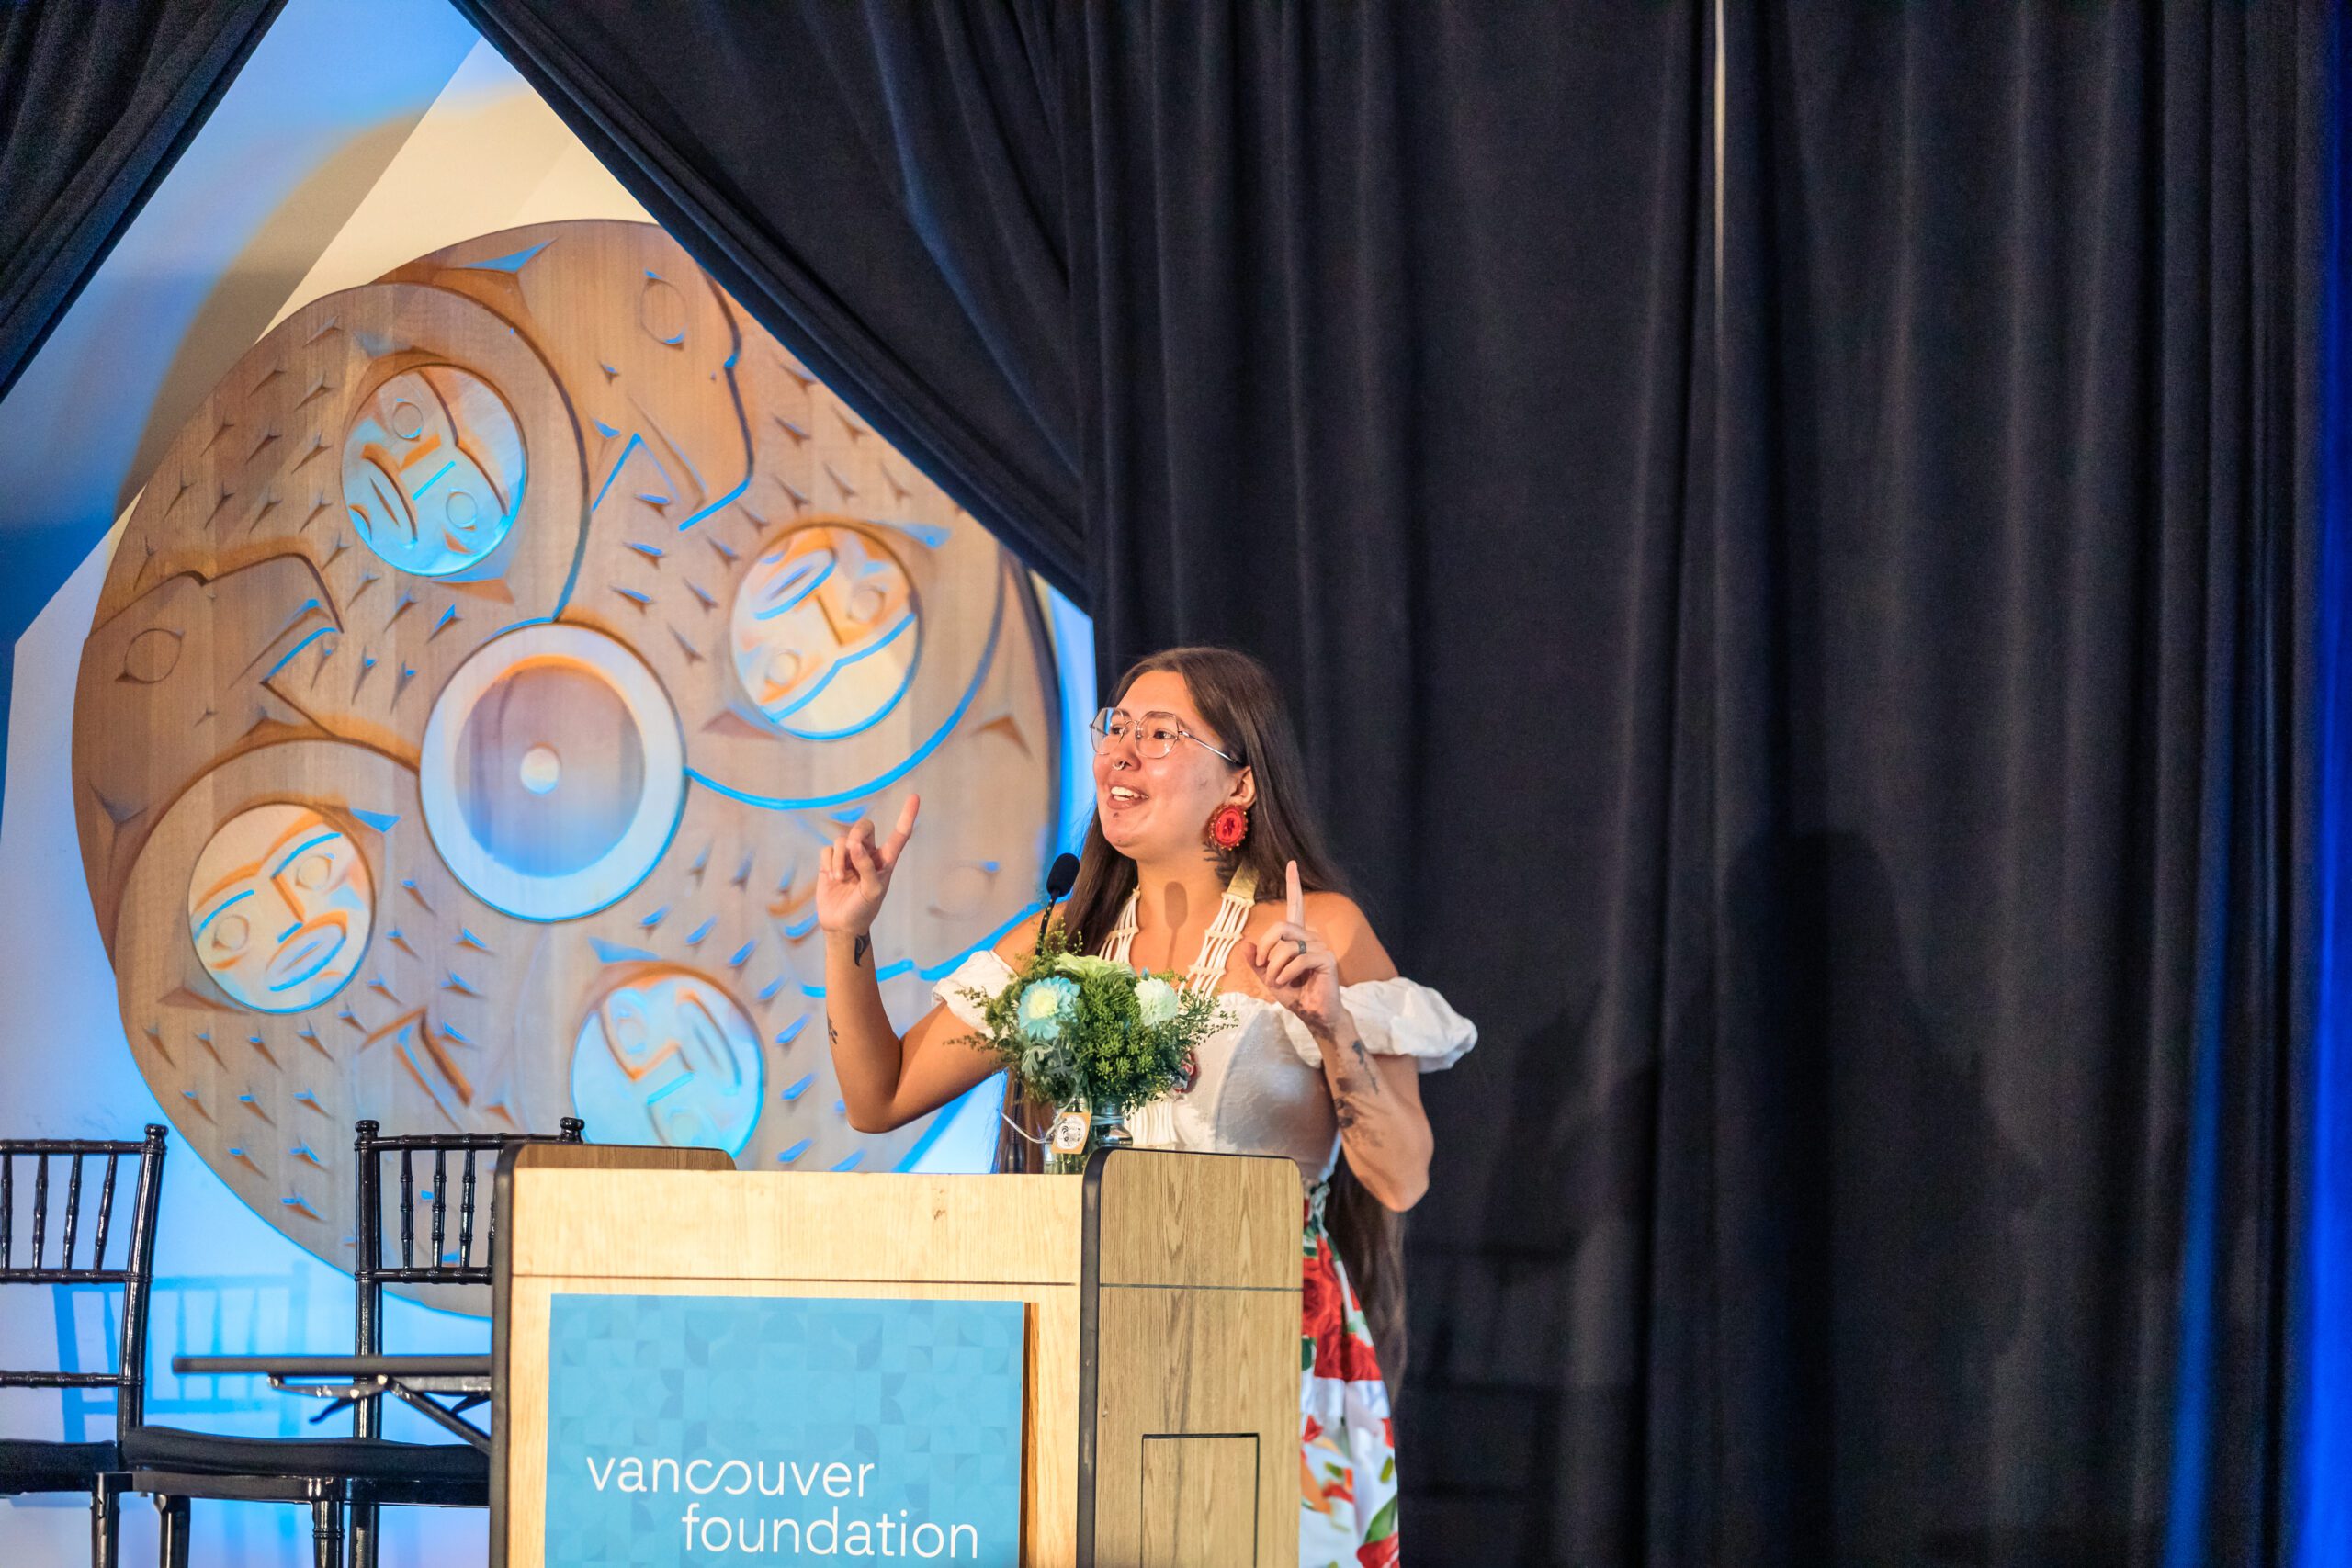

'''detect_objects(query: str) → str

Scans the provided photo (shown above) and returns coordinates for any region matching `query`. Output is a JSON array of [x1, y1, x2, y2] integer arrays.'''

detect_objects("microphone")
[[1035, 852, 1080, 947]]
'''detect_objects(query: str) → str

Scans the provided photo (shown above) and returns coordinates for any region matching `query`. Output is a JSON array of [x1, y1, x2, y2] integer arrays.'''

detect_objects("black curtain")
[[1048, 5, 2319, 1558], [457, 3, 2324, 1562], [441, 0, 1086, 596], [1645, 6, 2324, 1563], [0, 0, 288, 400]]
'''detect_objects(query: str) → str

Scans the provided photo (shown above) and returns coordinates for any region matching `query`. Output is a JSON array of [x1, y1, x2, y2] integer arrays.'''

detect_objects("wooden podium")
[[492, 1145, 1302, 1567]]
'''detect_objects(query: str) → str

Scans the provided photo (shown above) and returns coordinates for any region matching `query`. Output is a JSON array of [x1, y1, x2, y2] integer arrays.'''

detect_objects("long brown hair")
[[994, 646, 1410, 1388]]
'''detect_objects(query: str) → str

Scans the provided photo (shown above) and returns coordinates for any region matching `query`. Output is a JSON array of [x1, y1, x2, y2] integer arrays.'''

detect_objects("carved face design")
[[342, 365, 525, 577], [730, 525, 919, 739], [187, 805, 373, 1012], [571, 969, 763, 1156]]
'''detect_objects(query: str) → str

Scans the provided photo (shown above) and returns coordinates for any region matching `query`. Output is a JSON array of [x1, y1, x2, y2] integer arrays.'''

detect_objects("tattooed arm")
[[814, 796, 1013, 1133], [1246, 864, 1434, 1211], [822, 919, 908, 1132], [1313, 1008, 1431, 1209]]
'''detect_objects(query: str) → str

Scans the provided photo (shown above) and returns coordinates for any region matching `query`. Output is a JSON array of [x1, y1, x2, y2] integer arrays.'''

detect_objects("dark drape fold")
[[441, 0, 1087, 596], [1068, 7, 2319, 1561], [0, 0, 288, 400], [1664, 6, 2325, 1562]]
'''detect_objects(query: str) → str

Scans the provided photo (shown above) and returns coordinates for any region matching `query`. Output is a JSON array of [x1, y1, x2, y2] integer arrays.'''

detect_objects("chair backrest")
[[348, 1118, 583, 1438], [0, 1124, 168, 1440]]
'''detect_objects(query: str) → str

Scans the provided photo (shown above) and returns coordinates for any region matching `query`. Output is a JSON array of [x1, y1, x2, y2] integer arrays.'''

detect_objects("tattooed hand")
[[1244, 859, 1346, 1038]]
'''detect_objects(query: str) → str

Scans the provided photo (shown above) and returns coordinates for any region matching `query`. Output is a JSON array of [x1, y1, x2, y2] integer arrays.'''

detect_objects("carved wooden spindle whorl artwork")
[[73, 222, 1064, 1307]]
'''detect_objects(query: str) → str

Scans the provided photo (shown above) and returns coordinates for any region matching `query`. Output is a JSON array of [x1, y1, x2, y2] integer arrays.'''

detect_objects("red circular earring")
[[1207, 803, 1250, 850]]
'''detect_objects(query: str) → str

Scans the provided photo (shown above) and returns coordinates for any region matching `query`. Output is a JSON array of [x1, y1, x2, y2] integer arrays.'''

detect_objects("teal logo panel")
[[545, 1293, 1024, 1564]]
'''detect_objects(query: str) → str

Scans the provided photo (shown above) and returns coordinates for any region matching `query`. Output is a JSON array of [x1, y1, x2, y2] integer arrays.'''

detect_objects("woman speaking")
[[820, 646, 1476, 1567]]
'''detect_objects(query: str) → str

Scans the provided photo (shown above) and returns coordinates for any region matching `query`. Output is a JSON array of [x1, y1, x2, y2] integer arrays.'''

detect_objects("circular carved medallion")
[[73, 222, 1065, 1309]]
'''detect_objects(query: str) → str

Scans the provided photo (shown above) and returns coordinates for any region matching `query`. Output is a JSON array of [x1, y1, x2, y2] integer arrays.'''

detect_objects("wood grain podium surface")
[[493, 1144, 1299, 1568]]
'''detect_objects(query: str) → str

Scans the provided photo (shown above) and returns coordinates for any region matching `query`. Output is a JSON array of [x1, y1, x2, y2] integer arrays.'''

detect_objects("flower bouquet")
[[957, 925, 1230, 1172]]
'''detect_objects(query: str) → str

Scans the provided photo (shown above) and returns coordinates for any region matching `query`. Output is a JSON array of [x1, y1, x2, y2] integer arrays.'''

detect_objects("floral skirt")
[[1300, 1183, 1401, 1568]]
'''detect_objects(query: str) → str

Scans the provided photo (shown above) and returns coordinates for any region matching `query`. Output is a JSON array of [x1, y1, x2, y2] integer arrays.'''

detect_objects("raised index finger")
[[1285, 859, 1304, 926], [880, 794, 922, 863]]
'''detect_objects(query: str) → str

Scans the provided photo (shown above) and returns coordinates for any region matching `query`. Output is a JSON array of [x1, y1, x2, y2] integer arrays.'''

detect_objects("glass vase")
[[1043, 1101, 1131, 1174]]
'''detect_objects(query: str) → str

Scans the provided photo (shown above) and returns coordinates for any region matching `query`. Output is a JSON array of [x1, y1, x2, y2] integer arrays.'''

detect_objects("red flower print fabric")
[[1300, 1185, 1401, 1568]]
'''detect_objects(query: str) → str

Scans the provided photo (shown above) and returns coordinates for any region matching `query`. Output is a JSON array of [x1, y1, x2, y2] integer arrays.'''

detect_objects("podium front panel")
[[1080, 1150, 1299, 1568], [494, 1145, 1299, 1568]]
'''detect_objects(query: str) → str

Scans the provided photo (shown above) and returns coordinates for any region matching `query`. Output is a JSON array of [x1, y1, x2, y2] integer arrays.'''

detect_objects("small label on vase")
[[1048, 1110, 1089, 1154]]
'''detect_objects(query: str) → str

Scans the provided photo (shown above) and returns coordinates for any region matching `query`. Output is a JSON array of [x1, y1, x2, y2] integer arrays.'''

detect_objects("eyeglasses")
[[1089, 707, 1241, 764]]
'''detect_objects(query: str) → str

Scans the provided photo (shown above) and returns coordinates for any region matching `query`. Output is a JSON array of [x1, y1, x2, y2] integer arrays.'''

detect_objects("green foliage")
[[956, 922, 1229, 1118]]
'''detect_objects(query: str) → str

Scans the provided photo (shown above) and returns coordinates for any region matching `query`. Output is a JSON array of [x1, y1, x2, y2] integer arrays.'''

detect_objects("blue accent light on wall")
[[2305, 8, 2352, 1563], [468, 239, 553, 274], [1045, 585, 1099, 857]]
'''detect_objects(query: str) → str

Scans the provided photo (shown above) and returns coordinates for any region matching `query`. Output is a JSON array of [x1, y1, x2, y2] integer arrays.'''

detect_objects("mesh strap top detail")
[[1102, 865, 1259, 993]]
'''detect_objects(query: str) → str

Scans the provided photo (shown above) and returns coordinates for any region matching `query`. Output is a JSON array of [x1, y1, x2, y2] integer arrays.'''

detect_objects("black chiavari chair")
[[345, 1118, 589, 1568], [0, 1125, 167, 1568], [124, 1118, 582, 1567]]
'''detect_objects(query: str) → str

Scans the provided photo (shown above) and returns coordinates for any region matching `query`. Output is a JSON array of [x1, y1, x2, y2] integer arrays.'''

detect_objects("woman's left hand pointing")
[[1246, 860, 1342, 1035]]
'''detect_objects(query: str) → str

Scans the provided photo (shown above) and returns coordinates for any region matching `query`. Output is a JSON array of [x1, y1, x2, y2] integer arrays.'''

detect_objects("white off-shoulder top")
[[932, 947, 1476, 1185]]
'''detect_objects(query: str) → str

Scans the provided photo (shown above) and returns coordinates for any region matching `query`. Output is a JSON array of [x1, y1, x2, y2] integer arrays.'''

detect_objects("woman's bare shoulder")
[[990, 915, 1046, 965], [1277, 889, 1399, 984], [1300, 888, 1370, 927]]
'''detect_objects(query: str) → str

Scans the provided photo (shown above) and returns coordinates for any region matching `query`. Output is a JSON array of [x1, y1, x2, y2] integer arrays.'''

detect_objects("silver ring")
[[1294, 937, 1307, 957]]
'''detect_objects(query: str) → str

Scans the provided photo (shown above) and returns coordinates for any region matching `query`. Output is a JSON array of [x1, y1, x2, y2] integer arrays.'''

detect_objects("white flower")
[[1134, 976, 1179, 1027], [1016, 976, 1078, 1041]]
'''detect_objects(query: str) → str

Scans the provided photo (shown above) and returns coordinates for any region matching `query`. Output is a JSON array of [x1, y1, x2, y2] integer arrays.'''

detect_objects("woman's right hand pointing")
[[816, 794, 920, 935]]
